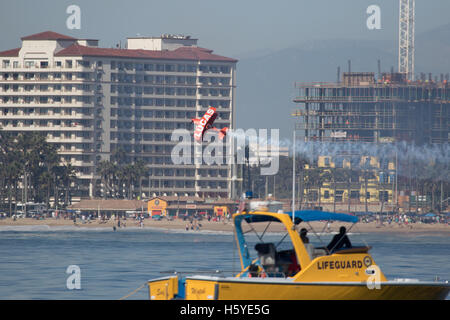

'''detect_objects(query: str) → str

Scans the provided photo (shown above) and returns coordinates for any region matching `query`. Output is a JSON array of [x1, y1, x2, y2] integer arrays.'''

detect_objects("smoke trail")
[[220, 128, 449, 181], [278, 139, 450, 181]]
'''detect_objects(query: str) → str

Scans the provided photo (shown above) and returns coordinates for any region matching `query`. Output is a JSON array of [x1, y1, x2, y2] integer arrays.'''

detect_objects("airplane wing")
[[193, 107, 217, 142]]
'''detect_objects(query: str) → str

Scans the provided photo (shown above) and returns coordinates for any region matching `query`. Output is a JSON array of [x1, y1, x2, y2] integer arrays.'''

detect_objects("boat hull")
[[181, 277, 450, 300]]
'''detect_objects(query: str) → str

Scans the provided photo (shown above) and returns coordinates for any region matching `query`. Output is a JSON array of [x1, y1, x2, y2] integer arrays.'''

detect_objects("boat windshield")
[[234, 212, 366, 278], [235, 216, 302, 278]]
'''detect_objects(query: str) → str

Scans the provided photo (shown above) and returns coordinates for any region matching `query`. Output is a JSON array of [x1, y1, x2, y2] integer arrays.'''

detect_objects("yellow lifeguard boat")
[[147, 210, 450, 300]]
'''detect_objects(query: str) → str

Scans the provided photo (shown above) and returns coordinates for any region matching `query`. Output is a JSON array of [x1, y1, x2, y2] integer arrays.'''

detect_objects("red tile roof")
[[21, 31, 77, 41], [1, 31, 237, 62], [0, 47, 20, 57], [55, 43, 237, 62]]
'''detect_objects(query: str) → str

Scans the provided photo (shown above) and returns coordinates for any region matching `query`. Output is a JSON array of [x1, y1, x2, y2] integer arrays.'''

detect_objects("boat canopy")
[[238, 210, 358, 225], [287, 210, 358, 224]]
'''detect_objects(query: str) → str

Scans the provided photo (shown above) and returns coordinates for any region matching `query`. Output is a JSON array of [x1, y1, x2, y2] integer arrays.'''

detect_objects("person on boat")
[[248, 264, 260, 277], [300, 228, 317, 260], [299, 228, 309, 244], [327, 226, 352, 253]]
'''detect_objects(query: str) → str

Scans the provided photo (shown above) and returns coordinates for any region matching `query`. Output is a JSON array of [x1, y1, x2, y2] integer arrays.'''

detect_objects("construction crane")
[[398, 0, 415, 81]]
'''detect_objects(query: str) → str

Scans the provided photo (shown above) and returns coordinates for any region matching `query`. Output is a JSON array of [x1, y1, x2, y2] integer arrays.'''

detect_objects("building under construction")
[[293, 72, 449, 144], [292, 71, 449, 212]]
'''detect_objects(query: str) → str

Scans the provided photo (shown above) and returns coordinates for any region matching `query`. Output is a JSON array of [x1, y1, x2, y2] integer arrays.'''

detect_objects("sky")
[[1, 0, 449, 58]]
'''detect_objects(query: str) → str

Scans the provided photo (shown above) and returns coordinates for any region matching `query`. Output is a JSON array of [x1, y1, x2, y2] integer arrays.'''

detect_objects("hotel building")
[[0, 31, 237, 198]]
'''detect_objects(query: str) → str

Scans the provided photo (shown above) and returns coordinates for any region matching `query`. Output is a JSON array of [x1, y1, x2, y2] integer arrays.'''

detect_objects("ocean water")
[[0, 226, 448, 300]]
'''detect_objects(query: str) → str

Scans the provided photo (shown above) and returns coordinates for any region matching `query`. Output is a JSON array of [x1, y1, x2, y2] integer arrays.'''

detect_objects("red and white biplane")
[[191, 107, 228, 142]]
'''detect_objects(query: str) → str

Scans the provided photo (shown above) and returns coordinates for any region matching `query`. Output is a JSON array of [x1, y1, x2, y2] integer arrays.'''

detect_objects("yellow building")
[[147, 197, 168, 217], [214, 206, 229, 217], [301, 155, 396, 211]]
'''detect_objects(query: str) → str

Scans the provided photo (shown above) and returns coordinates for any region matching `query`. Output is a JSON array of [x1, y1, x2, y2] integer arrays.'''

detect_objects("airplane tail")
[[218, 127, 229, 140]]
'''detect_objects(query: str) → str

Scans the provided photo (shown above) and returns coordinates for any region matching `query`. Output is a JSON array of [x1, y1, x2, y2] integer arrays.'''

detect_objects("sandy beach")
[[0, 217, 449, 234]]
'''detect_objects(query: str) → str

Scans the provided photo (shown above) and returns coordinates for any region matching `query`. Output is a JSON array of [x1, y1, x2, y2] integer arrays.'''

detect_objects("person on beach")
[[327, 226, 352, 253]]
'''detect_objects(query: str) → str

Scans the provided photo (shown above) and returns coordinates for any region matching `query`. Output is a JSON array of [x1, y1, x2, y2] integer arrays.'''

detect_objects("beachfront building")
[[0, 31, 237, 199], [67, 196, 236, 218], [300, 155, 396, 213]]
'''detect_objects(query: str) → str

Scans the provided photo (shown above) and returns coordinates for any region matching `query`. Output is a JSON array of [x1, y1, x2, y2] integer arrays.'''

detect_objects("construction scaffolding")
[[293, 72, 450, 144]]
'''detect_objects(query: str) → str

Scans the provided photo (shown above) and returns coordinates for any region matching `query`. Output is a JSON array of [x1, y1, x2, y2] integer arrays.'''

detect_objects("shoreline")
[[0, 217, 449, 235]]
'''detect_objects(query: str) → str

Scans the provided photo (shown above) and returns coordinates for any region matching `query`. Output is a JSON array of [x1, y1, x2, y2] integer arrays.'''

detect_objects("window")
[[135, 63, 143, 71], [350, 190, 360, 199], [334, 156, 344, 168], [165, 64, 175, 72], [308, 191, 318, 202], [220, 66, 230, 73], [219, 78, 230, 85], [176, 76, 186, 84], [186, 65, 196, 72], [379, 191, 389, 202], [144, 87, 153, 94], [334, 190, 344, 202], [186, 77, 196, 84]]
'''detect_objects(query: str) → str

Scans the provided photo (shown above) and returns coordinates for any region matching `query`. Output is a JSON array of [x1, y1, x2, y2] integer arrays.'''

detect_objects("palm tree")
[[330, 167, 346, 212], [339, 168, 353, 213], [303, 168, 319, 207], [132, 160, 147, 199], [97, 160, 117, 199], [317, 168, 332, 209]]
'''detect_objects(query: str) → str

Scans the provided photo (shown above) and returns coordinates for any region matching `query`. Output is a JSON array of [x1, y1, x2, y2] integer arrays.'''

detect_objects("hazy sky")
[[1, 0, 449, 57]]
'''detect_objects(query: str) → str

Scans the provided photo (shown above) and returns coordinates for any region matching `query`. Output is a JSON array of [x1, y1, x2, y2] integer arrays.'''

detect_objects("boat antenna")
[[292, 130, 296, 227]]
